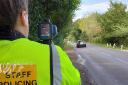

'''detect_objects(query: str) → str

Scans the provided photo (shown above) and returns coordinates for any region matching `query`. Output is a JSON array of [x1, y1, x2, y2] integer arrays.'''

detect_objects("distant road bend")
[[75, 44, 128, 85]]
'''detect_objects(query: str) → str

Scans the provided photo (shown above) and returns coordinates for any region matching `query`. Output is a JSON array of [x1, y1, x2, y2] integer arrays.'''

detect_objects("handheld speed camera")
[[38, 19, 58, 42], [38, 19, 59, 85]]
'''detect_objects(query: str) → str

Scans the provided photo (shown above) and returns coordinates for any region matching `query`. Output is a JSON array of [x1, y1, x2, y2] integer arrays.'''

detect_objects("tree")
[[98, 1, 127, 33], [73, 13, 102, 42], [97, 1, 128, 45], [29, 0, 80, 44]]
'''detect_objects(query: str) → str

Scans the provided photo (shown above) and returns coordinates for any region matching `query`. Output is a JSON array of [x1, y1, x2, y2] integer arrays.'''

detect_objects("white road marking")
[[116, 58, 128, 64], [77, 54, 85, 65]]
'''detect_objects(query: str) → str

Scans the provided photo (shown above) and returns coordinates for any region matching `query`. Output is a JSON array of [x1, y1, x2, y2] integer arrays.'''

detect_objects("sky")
[[73, 0, 128, 21]]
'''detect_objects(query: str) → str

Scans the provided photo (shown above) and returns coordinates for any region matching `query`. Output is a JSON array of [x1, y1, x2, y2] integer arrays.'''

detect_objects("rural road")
[[75, 44, 128, 85]]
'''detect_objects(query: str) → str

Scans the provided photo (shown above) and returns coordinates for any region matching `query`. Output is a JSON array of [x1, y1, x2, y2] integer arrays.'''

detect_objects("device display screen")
[[40, 24, 50, 37]]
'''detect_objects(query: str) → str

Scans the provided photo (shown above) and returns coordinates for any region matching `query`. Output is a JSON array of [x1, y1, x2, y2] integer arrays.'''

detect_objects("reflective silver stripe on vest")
[[52, 44, 62, 85]]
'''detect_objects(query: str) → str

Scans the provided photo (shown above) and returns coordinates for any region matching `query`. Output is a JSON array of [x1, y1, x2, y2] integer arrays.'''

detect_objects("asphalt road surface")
[[75, 44, 128, 85]]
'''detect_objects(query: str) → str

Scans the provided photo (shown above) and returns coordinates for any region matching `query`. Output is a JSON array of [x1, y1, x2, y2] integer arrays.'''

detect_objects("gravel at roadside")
[[66, 48, 94, 85]]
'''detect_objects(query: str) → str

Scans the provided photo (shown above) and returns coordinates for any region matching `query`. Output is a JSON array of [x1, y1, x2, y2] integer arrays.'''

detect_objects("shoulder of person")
[[55, 45, 64, 52], [12, 38, 49, 50], [55, 45, 67, 57]]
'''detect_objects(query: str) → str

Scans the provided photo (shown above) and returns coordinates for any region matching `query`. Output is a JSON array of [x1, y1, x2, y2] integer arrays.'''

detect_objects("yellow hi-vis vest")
[[0, 38, 81, 85]]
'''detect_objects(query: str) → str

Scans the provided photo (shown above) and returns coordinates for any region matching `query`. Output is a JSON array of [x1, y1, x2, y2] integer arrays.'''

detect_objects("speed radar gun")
[[38, 19, 58, 85], [38, 19, 58, 44]]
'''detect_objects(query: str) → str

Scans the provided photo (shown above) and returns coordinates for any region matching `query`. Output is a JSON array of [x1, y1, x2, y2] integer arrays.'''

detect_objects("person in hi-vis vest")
[[0, 0, 81, 85]]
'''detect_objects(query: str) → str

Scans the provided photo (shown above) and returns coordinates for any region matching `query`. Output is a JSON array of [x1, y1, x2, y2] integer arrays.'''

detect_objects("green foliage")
[[98, 1, 127, 33], [97, 1, 128, 45], [72, 13, 102, 42], [80, 31, 89, 41], [29, 0, 80, 45], [73, 28, 82, 41], [66, 22, 89, 42], [72, 1, 128, 47]]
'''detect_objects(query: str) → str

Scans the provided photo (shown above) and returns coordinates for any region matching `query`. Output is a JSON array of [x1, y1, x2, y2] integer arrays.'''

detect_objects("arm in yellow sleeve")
[[56, 46, 81, 85]]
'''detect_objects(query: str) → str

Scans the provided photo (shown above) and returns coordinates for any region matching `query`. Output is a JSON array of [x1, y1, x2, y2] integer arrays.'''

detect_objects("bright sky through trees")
[[73, 0, 128, 21]]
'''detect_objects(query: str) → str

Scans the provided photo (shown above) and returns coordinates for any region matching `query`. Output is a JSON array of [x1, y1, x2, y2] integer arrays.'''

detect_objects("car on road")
[[76, 40, 86, 48]]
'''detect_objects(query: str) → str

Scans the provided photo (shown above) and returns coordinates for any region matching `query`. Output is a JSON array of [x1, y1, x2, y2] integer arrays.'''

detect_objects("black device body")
[[38, 19, 58, 85], [38, 20, 58, 43]]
